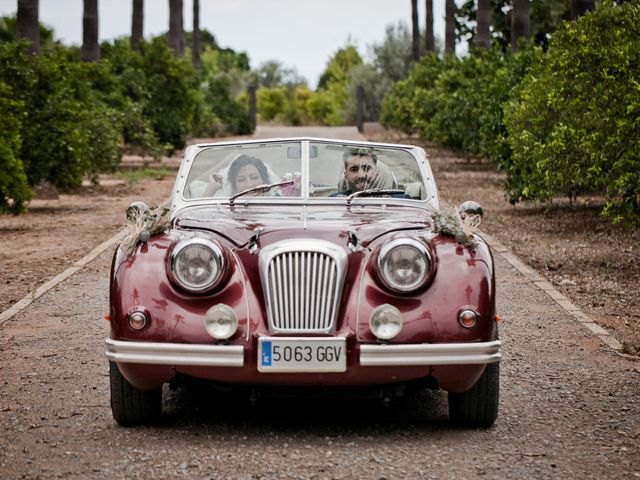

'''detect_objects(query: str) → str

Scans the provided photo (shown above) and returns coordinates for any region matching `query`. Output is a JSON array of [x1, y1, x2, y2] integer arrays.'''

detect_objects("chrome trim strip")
[[105, 339, 244, 367], [359, 340, 501, 366]]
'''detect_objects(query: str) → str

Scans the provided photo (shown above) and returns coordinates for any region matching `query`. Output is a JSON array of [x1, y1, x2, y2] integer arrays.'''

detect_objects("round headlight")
[[170, 238, 224, 293], [377, 239, 432, 293], [204, 304, 238, 340], [370, 304, 403, 340]]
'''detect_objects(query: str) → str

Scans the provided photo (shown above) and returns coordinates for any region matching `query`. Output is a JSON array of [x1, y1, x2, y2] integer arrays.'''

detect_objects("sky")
[[0, 0, 447, 87]]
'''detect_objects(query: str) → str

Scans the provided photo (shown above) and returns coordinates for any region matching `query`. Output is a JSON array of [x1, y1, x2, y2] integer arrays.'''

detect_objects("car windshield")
[[185, 142, 303, 199], [182, 140, 428, 201], [309, 142, 426, 200]]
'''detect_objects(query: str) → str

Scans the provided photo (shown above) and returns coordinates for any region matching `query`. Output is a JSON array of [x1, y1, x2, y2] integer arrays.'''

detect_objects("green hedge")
[[503, 0, 640, 224], [0, 43, 122, 191], [0, 79, 30, 213], [0, 33, 252, 212], [380, 1, 639, 225]]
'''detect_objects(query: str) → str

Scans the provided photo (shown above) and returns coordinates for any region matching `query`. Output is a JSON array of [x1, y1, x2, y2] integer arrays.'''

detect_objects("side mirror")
[[126, 201, 150, 223], [458, 201, 483, 227]]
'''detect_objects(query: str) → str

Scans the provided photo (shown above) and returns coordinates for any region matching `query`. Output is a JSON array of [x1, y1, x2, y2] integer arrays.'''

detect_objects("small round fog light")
[[458, 309, 478, 328], [128, 311, 148, 331], [204, 304, 238, 340], [369, 304, 403, 340]]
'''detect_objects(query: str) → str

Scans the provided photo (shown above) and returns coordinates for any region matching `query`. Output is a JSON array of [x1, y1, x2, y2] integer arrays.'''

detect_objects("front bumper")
[[359, 340, 501, 366], [105, 338, 500, 368], [105, 338, 244, 367]]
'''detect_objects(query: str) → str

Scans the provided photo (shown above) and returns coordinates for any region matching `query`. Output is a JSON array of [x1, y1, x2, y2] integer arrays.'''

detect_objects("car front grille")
[[259, 240, 348, 334]]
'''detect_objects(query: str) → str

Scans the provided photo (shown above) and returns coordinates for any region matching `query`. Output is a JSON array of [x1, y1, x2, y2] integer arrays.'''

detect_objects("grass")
[[113, 167, 175, 186]]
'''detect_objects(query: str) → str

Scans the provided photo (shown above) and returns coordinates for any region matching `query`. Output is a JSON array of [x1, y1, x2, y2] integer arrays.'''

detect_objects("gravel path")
[[0, 235, 637, 479], [1, 126, 638, 478]]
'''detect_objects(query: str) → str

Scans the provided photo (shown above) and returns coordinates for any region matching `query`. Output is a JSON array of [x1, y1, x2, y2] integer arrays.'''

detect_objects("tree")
[[131, 0, 143, 51], [16, 0, 39, 54], [81, 0, 100, 61], [411, 0, 420, 62], [254, 60, 305, 88], [445, 0, 456, 55], [168, 0, 184, 58], [511, 0, 530, 51], [425, 0, 435, 53], [457, 0, 570, 52], [571, 0, 595, 19], [475, 0, 491, 49], [372, 23, 413, 83], [192, 0, 200, 67], [0, 15, 54, 48]]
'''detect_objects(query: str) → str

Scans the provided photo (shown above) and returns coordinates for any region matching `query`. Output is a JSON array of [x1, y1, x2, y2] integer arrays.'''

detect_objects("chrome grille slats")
[[259, 240, 348, 334]]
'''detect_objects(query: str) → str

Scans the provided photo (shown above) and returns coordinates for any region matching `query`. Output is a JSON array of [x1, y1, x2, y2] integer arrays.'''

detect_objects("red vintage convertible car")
[[106, 138, 500, 427]]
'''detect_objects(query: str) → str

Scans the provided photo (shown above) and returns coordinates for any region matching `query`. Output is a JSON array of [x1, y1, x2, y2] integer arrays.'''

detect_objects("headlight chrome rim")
[[169, 237, 225, 293], [377, 238, 433, 293]]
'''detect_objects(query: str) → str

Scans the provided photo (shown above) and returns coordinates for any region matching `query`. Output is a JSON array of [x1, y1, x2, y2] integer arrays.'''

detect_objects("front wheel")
[[448, 361, 499, 428], [109, 362, 162, 426]]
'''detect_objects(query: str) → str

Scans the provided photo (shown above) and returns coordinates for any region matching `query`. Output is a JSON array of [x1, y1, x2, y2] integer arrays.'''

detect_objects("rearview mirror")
[[287, 145, 318, 159]]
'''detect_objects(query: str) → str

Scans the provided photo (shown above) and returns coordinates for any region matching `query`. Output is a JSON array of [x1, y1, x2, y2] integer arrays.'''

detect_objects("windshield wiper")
[[229, 180, 294, 205], [346, 188, 405, 206]]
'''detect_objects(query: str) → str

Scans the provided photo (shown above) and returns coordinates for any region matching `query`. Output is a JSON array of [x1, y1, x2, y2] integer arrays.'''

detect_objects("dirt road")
[[1, 127, 638, 479]]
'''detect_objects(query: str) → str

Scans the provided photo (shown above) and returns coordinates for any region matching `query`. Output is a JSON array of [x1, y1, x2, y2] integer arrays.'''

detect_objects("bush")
[[503, 1, 640, 224], [344, 64, 392, 124], [309, 46, 363, 125], [423, 47, 538, 160], [380, 53, 445, 134], [204, 73, 251, 135], [138, 38, 198, 151], [257, 86, 287, 122], [0, 80, 30, 213], [0, 43, 124, 191], [100, 41, 161, 156]]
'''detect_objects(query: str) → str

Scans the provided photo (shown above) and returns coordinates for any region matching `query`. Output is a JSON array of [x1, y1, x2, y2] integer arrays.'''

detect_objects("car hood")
[[173, 205, 434, 248]]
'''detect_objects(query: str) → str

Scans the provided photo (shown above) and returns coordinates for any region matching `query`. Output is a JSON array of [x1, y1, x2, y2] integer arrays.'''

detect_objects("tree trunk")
[[445, 0, 456, 56], [192, 0, 201, 67], [571, 0, 595, 19], [425, 0, 435, 53], [168, 0, 184, 58], [80, 0, 100, 61], [411, 0, 420, 62], [511, 0, 530, 52], [475, 0, 491, 49], [16, 0, 39, 55], [131, 0, 143, 51]]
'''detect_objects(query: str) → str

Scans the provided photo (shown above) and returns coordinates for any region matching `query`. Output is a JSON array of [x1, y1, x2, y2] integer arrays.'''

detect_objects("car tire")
[[109, 362, 162, 426], [448, 361, 499, 428]]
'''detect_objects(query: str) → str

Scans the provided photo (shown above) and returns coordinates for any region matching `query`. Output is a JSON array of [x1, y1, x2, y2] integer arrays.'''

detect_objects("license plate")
[[258, 337, 346, 373]]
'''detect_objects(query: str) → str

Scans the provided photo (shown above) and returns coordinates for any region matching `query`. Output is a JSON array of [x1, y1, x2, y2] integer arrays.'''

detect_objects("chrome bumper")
[[105, 339, 244, 367], [106, 339, 500, 369], [359, 340, 501, 366]]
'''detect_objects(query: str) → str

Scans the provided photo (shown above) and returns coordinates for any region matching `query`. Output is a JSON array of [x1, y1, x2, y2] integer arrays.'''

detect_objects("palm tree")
[[411, 0, 420, 62], [192, 0, 200, 67], [445, 0, 456, 56], [131, 0, 143, 51], [475, 0, 491, 49], [16, 0, 39, 54], [511, 0, 530, 52], [425, 0, 435, 53], [168, 0, 184, 58], [80, 0, 100, 61], [571, 0, 595, 19]]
